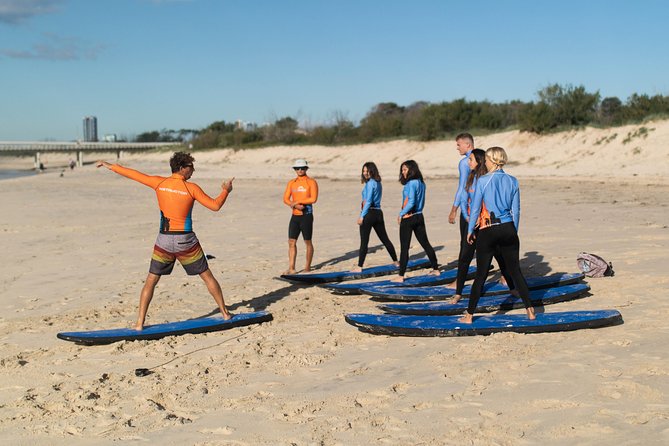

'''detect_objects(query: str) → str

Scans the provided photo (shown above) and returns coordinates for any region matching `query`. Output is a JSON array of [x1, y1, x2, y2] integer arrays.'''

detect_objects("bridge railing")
[[0, 141, 182, 168]]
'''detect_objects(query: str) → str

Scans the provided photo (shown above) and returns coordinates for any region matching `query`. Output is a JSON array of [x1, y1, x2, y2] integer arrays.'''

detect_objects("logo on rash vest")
[[295, 186, 307, 192], [159, 187, 188, 196]]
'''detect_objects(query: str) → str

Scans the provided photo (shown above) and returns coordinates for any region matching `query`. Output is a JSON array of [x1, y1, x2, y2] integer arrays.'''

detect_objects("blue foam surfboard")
[[363, 272, 585, 301], [57, 311, 273, 345], [345, 309, 623, 336], [278, 258, 431, 284], [379, 283, 590, 315], [319, 266, 476, 295]]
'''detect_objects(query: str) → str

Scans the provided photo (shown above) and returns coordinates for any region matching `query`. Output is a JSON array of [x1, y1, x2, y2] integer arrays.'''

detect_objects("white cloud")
[[0, 32, 105, 60], [0, 0, 63, 24]]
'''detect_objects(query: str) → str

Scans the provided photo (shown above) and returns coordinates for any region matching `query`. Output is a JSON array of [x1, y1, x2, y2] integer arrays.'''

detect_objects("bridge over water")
[[0, 141, 182, 168]]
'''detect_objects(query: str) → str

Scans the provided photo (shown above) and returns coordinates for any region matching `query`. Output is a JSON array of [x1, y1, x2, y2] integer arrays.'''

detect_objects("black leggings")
[[467, 222, 531, 315], [399, 213, 439, 276], [455, 214, 514, 294], [358, 209, 398, 267]]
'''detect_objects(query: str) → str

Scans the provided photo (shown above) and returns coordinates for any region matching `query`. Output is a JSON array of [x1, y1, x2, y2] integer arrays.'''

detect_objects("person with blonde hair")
[[459, 147, 535, 323], [449, 132, 475, 226]]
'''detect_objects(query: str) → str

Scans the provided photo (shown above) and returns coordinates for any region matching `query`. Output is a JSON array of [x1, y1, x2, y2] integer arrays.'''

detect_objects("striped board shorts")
[[149, 232, 208, 276]]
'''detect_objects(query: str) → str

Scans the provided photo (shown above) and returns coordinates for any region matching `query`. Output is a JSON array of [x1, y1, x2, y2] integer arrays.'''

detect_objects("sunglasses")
[[293, 167, 307, 171]]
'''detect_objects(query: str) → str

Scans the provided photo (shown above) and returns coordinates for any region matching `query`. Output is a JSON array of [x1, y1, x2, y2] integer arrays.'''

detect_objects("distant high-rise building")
[[83, 116, 98, 142]]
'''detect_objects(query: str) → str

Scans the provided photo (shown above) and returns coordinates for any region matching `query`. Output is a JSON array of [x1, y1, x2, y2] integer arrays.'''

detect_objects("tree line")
[[134, 84, 669, 147]]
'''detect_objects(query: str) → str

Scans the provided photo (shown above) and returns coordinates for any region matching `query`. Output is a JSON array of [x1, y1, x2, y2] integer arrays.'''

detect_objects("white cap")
[[293, 159, 308, 168]]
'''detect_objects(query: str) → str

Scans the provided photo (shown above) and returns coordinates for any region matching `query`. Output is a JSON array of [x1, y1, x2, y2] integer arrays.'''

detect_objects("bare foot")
[[428, 269, 441, 276], [303, 267, 312, 273], [393, 261, 400, 267], [222, 311, 233, 321], [134, 322, 144, 331], [390, 275, 404, 283], [350, 266, 363, 273], [449, 294, 462, 304], [499, 276, 508, 286], [510, 289, 520, 298], [526, 307, 536, 320], [458, 313, 473, 324], [283, 269, 297, 275]]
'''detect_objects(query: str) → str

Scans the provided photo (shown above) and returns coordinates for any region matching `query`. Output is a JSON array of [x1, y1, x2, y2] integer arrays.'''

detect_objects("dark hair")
[[465, 149, 487, 191], [361, 162, 382, 183], [399, 160, 424, 185], [455, 132, 474, 146], [170, 152, 195, 173]]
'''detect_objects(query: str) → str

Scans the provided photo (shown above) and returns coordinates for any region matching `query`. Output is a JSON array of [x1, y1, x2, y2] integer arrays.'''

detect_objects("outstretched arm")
[[96, 160, 164, 189]]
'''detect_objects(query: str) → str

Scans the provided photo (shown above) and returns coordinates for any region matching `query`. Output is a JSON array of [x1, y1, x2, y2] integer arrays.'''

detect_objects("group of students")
[[96, 131, 534, 330], [282, 132, 535, 323]]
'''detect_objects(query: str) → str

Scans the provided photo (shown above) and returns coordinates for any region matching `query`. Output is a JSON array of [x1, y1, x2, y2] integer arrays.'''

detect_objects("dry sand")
[[1, 121, 668, 445]]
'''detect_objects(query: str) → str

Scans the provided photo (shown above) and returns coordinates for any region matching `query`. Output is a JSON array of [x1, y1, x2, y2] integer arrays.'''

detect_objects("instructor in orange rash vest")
[[283, 159, 319, 274], [97, 152, 233, 330]]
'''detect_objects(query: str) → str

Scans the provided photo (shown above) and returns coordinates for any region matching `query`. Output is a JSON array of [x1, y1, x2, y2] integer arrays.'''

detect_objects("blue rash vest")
[[459, 176, 479, 221], [453, 150, 472, 207], [467, 169, 520, 236], [399, 179, 426, 218], [360, 178, 383, 218]]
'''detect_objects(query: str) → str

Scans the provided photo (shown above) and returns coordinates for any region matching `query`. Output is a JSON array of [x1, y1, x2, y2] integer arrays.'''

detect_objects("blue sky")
[[1, 0, 667, 141]]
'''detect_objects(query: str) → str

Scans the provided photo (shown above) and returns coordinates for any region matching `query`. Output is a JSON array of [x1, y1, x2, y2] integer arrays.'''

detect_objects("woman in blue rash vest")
[[351, 162, 398, 273], [459, 147, 535, 323], [392, 160, 440, 282], [450, 149, 515, 304]]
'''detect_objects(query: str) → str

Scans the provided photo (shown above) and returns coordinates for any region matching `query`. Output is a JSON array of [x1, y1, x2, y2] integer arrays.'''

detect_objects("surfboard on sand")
[[319, 266, 476, 295], [345, 309, 623, 337], [363, 272, 585, 301], [57, 311, 273, 345], [278, 258, 431, 284], [378, 283, 590, 315]]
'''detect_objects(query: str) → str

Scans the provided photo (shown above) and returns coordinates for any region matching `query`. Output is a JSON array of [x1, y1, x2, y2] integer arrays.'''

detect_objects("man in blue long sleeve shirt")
[[449, 133, 474, 225]]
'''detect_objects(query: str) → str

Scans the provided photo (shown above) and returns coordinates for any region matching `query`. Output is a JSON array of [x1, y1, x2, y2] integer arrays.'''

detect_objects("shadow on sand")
[[202, 244, 450, 316], [487, 250, 582, 316]]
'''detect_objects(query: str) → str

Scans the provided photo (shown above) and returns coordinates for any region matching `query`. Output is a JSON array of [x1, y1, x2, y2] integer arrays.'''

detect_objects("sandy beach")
[[1, 121, 668, 445]]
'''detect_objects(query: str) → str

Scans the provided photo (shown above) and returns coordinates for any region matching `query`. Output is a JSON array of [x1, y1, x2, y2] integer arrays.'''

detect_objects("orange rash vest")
[[283, 175, 318, 216], [111, 164, 228, 232]]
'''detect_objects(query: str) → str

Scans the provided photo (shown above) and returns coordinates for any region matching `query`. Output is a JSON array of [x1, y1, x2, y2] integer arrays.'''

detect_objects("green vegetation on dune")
[[135, 84, 669, 149]]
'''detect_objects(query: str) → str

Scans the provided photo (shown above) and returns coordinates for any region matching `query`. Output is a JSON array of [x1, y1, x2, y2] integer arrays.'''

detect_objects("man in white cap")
[[283, 159, 319, 274]]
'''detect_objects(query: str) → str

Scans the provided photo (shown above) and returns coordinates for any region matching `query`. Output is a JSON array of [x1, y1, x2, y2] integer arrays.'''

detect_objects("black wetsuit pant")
[[455, 214, 514, 295], [358, 209, 398, 267], [399, 213, 439, 276], [467, 222, 531, 315]]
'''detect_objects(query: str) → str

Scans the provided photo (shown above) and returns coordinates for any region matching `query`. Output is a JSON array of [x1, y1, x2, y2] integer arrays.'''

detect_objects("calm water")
[[0, 169, 37, 181]]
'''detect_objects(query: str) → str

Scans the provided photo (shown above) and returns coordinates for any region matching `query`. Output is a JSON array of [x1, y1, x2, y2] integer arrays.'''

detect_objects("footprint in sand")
[[200, 426, 235, 435]]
